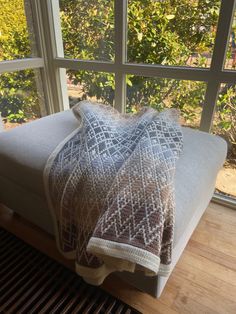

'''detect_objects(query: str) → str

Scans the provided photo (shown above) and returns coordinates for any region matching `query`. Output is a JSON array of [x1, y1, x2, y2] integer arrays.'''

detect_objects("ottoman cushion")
[[0, 110, 79, 198], [0, 110, 227, 246]]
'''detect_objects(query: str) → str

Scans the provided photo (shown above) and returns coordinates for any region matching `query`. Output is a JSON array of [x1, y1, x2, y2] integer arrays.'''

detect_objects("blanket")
[[44, 101, 183, 285]]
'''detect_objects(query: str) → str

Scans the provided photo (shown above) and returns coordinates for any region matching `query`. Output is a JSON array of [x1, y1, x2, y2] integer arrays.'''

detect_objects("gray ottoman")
[[0, 110, 227, 297]]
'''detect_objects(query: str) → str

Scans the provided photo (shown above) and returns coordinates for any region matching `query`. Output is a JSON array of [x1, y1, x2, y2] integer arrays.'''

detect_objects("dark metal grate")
[[0, 228, 141, 314]]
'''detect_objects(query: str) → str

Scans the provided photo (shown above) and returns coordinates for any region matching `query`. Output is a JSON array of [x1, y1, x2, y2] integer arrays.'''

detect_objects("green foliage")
[[214, 84, 236, 158], [0, 0, 40, 122], [0, 70, 40, 122], [60, 0, 115, 106], [60, 0, 114, 61], [60, 0, 220, 124], [128, 0, 190, 65], [0, 0, 31, 60]]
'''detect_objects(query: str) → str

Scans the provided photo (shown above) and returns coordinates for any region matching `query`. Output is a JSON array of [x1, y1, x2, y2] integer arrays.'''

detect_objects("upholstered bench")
[[0, 110, 227, 298]]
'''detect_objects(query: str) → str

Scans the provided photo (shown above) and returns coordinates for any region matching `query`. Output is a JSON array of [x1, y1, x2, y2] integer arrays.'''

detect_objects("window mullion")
[[29, 0, 53, 115], [31, 0, 69, 114], [50, 0, 69, 111], [210, 0, 236, 73], [200, 0, 236, 132], [114, 0, 127, 113], [0, 59, 43, 74], [199, 81, 221, 132]]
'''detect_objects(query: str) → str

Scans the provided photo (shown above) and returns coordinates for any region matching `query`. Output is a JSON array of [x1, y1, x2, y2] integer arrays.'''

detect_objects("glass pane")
[[128, 0, 220, 67], [213, 84, 236, 200], [66, 70, 115, 107], [0, 0, 37, 60], [0, 69, 45, 130], [224, 9, 236, 70], [60, 0, 114, 61], [126, 76, 206, 128]]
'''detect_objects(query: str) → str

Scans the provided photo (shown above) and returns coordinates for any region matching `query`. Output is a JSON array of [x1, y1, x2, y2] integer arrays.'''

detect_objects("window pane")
[[0, 69, 45, 130], [60, 0, 114, 61], [66, 70, 114, 107], [213, 84, 236, 200], [126, 76, 206, 128], [128, 0, 220, 67], [224, 9, 236, 70], [0, 0, 37, 60]]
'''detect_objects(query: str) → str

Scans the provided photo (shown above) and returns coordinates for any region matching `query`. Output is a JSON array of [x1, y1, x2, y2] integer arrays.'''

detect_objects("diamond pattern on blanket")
[[44, 101, 183, 281]]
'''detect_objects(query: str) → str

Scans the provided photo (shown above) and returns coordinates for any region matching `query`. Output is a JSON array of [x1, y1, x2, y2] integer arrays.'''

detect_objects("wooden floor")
[[0, 202, 236, 314]]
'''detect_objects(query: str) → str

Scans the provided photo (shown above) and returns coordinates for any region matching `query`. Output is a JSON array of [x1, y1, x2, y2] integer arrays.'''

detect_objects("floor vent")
[[0, 227, 140, 313]]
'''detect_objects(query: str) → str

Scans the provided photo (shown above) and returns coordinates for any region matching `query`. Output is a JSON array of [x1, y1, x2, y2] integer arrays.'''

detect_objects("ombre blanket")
[[44, 101, 183, 285]]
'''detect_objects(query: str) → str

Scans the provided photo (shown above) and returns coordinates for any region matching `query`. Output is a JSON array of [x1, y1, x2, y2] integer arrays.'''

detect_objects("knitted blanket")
[[44, 101, 183, 285]]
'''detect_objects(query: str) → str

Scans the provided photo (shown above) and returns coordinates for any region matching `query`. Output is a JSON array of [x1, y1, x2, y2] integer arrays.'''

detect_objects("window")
[[0, 0, 46, 130], [214, 83, 236, 200], [127, 0, 220, 67], [66, 70, 115, 106], [225, 8, 236, 70], [0, 0, 37, 60], [60, 0, 115, 61], [0, 69, 44, 130], [126, 76, 206, 129]]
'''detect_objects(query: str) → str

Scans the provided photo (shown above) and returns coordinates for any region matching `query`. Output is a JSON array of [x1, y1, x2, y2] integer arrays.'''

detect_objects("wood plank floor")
[[0, 202, 236, 314]]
